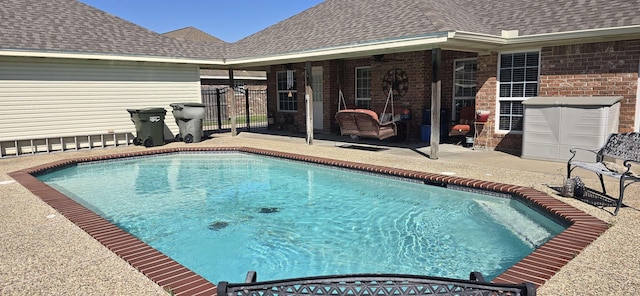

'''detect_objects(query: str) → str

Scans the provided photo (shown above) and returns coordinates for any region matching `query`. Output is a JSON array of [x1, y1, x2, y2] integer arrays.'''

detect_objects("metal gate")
[[201, 88, 268, 132]]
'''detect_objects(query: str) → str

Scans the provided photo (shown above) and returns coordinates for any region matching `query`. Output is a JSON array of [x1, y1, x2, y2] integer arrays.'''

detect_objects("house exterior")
[[226, 0, 640, 154], [2, 0, 639, 157], [0, 0, 228, 156]]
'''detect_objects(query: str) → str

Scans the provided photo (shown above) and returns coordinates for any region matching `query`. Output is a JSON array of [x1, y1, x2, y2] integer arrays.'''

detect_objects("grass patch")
[[204, 114, 267, 126]]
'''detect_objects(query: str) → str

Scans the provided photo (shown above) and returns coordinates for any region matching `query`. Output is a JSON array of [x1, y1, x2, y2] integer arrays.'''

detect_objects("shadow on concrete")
[[547, 184, 631, 216]]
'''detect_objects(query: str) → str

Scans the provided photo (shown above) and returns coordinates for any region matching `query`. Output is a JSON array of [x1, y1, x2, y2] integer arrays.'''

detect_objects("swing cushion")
[[335, 109, 396, 140], [354, 109, 379, 122]]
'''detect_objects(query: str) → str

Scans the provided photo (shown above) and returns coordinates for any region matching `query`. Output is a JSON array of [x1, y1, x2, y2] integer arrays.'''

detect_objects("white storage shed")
[[521, 96, 622, 162]]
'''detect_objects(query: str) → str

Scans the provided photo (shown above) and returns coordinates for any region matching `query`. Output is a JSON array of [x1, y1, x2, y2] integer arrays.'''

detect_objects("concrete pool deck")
[[1, 131, 639, 295]]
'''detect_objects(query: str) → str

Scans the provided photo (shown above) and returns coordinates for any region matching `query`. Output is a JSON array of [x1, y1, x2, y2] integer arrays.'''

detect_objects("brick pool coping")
[[9, 147, 609, 296]]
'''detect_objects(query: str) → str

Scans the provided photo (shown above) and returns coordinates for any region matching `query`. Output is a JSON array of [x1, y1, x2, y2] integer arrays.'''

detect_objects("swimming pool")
[[36, 152, 565, 283], [12, 147, 608, 294]]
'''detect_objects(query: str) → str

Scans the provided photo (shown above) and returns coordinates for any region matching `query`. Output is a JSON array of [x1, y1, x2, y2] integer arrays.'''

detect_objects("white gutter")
[[0, 49, 226, 66], [0, 33, 450, 68], [505, 25, 640, 44], [446, 31, 506, 45], [451, 25, 640, 46]]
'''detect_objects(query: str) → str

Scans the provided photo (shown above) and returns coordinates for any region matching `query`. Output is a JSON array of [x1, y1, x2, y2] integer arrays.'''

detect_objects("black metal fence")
[[201, 88, 268, 132]]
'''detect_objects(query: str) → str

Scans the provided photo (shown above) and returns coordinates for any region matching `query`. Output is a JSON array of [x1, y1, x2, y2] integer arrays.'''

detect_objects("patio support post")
[[305, 61, 314, 145], [431, 48, 442, 159], [228, 69, 237, 136]]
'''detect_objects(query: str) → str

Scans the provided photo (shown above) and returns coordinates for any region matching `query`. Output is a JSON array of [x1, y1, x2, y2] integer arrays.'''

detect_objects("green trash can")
[[127, 107, 167, 147], [170, 102, 206, 143]]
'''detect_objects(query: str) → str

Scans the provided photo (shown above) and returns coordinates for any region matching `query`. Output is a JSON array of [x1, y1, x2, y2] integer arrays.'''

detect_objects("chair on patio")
[[335, 109, 397, 140], [449, 105, 475, 138], [567, 132, 640, 215]]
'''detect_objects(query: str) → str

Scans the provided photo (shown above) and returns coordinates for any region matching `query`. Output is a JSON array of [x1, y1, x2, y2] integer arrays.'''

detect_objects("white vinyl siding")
[[0, 57, 200, 155]]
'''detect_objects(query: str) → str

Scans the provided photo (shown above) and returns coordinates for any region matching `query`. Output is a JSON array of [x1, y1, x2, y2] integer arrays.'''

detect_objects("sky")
[[79, 0, 325, 43]]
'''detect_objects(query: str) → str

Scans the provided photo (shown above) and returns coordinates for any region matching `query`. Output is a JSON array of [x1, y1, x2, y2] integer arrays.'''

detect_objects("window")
[[355, 67, 371, 109], [498, 51, 539, 131], [453, 59, 477, 121], [277, 71, 297, 111], [499, 101, 524, 131]]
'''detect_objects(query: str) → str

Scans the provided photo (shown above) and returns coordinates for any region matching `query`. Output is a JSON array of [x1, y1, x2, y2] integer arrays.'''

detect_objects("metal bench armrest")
[[622, 160, 640, 176], [568, 147, 599, 163]]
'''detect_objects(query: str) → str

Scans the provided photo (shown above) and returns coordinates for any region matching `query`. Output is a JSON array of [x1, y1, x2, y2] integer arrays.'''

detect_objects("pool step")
[[474, 199, 554, 248]]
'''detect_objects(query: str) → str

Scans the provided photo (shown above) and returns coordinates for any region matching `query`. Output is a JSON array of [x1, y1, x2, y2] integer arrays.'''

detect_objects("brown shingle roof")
[[162, 27, 228, 45], [228, 0, 640, 58], [0, 0, 226, 59], [160, 29, 265, 79], [468, 0, 640, 36], [229, 0, 448, 58], [2, 0, 639, 62]]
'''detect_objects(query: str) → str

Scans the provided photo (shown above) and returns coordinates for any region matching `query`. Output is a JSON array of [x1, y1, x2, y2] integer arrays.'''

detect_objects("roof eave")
[[441, 31, 506, 53], [3, 25, 639, 69], [0, 49, 227, 66], [505, 25, 640, 47], [225, 33, 451, 68], [450, 25, 640, 52]]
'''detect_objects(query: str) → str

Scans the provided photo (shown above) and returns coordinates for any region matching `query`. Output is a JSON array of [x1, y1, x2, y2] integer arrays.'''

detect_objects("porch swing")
[[335, 68, 407, 140]]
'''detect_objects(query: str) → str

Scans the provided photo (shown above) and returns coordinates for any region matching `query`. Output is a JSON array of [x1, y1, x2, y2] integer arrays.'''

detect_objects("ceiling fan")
[[372, 54, 404, 63]]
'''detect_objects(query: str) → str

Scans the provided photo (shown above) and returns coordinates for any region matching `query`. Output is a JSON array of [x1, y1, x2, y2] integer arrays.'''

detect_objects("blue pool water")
[[37, 153, 565, 283]]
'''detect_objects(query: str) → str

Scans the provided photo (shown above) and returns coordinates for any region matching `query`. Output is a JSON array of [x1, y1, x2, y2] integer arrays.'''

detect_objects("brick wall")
[[267, 39, 640, 147], [268, 50, 488, 139], [540, 40, 640, 132], [476, 40, 640, 153], [328, 50, 478, 139], [372, 52, 427, 136], [269, 54, 433, 137], [476, 52, 503, 150]]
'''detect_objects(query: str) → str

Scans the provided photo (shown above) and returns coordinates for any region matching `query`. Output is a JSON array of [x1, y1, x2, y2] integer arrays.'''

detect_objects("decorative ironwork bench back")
[[598, 132, 640, 162], [217, 272, 536, 296]]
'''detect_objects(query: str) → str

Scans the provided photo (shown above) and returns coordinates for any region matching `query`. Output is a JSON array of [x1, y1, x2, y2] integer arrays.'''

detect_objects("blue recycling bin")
[[421, 125, 431, 142], [422, 109, 449, 141]]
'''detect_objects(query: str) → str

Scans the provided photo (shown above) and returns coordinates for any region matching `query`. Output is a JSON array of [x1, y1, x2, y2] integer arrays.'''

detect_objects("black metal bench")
[[217, 271, 536, 296], [567, 132, 640, 215]]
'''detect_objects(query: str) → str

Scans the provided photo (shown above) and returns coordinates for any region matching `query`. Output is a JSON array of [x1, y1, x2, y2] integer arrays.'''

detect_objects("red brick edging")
[[9, 147, 608, 295]]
